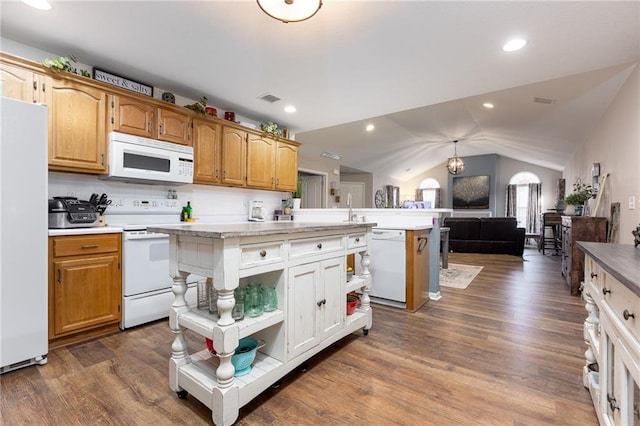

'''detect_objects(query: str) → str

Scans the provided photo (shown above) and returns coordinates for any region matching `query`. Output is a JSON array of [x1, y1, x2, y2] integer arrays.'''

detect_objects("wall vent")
[[258, 93, 281, 103], [533, 97, 556, 104]]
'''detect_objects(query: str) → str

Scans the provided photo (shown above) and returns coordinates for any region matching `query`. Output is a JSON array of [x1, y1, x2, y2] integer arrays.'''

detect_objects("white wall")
[[563, 64, 640, 244]]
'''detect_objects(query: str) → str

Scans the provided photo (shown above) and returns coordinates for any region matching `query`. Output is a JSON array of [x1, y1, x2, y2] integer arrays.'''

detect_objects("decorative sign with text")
[[93, 68, 153, 97]]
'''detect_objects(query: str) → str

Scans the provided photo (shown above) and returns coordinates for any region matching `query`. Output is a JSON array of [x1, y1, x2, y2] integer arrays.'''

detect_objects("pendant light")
[[446, 140, 465, 175], [257, 0, 323, 23]]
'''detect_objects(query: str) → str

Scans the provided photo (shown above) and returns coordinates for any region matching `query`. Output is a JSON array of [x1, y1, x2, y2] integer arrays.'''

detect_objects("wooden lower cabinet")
[[48, 234, 122, 347], [560, 216, 607, 295], [406, 229, 429, 312]]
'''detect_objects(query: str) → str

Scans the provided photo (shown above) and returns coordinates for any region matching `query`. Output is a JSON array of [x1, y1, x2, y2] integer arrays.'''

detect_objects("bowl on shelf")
[[205, 338, 216, 355], [231, 337, 265, 376], [346, 294, 359, 315]]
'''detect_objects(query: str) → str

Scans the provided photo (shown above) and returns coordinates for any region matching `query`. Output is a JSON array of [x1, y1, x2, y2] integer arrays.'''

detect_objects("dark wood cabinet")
[[560, 216, 607, 295]]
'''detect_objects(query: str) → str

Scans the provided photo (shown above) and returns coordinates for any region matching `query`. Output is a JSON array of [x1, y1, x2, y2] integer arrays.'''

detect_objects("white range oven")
[[107, 198, 204, 329]]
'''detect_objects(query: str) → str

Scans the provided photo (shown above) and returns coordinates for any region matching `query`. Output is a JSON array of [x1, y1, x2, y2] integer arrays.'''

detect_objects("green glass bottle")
[[185, 201, 192, 219]]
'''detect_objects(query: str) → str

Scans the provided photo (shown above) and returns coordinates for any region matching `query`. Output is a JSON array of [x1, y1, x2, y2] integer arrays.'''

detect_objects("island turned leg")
[[359, 247, 373, 332], [583, 288, 599, 388], [168, 271, 190, 392]]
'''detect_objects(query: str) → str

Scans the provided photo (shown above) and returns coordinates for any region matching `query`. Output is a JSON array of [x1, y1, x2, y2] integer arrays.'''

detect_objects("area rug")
[[440, 264, 484, 289]]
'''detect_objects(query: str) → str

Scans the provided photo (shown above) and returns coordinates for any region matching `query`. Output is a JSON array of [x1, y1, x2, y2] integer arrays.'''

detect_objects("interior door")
[[302, 175, 324, 208]]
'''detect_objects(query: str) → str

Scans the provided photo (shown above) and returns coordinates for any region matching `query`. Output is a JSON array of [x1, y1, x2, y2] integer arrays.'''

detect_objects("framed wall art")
[[452, 175, 490, 209]]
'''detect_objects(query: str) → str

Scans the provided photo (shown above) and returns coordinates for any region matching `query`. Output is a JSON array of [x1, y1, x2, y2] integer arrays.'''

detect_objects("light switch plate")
[[629, 196, 636, 210]]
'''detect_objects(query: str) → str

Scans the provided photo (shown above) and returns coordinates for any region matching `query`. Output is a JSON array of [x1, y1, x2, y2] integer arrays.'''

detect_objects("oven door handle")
[[125, 233, 169, 240]]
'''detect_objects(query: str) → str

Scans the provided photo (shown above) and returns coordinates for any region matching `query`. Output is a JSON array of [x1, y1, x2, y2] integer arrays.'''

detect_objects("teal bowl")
[[231, 337, 264, 376]]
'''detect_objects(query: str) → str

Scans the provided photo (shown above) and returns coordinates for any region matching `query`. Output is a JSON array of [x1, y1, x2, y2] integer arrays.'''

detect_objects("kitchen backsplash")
[[49, 172, 289, 223]]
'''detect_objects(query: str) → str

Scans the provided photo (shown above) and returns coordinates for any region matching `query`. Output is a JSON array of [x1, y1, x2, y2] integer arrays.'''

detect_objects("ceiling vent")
[[533, 97, 556, 105], [258, 93, 281, 103], [321, 152, 342, 160]]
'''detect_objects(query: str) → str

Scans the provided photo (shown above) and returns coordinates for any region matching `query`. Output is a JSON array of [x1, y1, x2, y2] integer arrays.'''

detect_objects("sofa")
[[442, 217, 525, 256]]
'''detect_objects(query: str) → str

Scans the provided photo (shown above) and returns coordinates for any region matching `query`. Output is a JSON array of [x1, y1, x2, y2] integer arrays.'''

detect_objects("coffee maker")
[[249, 200, 265, 222]]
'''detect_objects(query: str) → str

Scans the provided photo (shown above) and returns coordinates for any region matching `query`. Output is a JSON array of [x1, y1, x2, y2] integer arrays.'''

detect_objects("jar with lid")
[[263, 286, 277, 312], [245, 283, 264, 318], [232, 287, 245, 321]]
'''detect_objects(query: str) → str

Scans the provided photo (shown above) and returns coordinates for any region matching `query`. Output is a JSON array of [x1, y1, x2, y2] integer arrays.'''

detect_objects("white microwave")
[[104, 132, 194, 185]]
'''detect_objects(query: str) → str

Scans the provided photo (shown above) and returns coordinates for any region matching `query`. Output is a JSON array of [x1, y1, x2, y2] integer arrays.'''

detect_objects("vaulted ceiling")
[[1, 1, 638, 181]]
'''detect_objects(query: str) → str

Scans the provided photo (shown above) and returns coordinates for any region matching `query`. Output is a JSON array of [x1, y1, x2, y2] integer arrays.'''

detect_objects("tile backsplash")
[[49, 172, 290, 223]]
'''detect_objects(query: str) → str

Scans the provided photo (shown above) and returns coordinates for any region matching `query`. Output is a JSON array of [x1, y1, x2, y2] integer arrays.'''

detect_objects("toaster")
[[48, 197, 99, 229]]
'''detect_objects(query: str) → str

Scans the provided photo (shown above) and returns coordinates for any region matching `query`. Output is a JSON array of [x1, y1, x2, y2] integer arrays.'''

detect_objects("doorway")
[[299, 169, 327, 208]]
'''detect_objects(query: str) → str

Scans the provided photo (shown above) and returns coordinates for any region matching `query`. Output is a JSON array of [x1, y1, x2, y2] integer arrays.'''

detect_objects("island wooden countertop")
[[577, 242, 640, 296]]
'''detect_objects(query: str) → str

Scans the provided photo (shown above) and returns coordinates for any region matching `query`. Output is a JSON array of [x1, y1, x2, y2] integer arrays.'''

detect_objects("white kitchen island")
[[148, 221, 375, 426]]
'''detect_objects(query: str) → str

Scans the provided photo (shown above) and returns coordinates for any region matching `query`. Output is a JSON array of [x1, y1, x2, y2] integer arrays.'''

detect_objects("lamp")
[[446, 140, 465, 175], [257, 0, 322, 23]]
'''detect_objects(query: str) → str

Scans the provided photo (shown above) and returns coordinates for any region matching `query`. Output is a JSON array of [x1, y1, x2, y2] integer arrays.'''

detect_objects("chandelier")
[[257, 0, 323, 23], [446, 140, 465, 175]]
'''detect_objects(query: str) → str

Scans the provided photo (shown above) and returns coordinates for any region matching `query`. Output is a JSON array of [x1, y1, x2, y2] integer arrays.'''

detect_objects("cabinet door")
[[0, 63, 44, 103], [221, 127, 247, 186], [288, 263, 321, 359], [601, 316, 620, 424], [275, 141, 298, 192], [158, 108, 191, 145], [46, 77, 107, 174], [193, 118, 222, 184], [246, 133, 275, 189], [52, 254, 121, 337], [319, 257, 345, 341], [617, 342, 640, 425], [110, 94, 155, 138]]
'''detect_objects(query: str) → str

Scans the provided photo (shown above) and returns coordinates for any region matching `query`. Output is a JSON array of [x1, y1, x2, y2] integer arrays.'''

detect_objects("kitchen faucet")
[[347, 193, 356, 222]]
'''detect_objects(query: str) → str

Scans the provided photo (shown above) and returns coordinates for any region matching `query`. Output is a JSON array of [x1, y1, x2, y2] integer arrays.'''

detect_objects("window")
[[508, 172, 541, 231], [419, 178, 440, 208]]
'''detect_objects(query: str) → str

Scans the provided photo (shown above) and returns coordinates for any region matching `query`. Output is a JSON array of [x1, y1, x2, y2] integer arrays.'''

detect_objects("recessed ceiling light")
[[21, 0, 52, 10], [483, 102, 494, 109], [502, 38, 527, 52], [365, 124, 375, 132], [284, 105, 296, 113]]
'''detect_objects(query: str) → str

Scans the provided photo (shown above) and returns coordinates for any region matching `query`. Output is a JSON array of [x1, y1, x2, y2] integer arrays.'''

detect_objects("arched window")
[[506, 172, 542, 233], [418, 178, 441, 208]]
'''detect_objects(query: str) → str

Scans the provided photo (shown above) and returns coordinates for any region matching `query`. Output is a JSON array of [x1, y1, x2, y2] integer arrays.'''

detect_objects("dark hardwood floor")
[[1, 247, 597, 425]]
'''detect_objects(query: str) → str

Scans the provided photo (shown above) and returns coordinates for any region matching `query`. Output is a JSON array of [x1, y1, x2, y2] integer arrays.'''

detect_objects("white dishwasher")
[[368, 229, 406, 308]]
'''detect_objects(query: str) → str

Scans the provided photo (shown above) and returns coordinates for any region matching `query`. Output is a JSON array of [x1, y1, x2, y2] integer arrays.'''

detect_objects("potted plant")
[[292, 177, 304, 209], [564, 181, 596, 215]]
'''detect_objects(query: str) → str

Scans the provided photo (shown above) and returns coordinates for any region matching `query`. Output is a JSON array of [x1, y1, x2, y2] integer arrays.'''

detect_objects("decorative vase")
[[292, 198, 301, 209], [564, 205, 576, 215]]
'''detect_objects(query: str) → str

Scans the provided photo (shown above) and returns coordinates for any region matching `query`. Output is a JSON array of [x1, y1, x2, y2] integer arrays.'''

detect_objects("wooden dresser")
[[561, 216, 607, 295]]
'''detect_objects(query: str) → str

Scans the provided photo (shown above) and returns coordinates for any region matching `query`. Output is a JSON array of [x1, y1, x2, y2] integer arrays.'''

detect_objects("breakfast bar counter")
[[148, 221, 376, 426]]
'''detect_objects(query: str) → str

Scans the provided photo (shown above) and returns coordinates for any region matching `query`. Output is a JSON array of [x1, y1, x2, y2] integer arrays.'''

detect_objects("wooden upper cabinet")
[[109, 94, 155, 138], [246, 133, 276, 189], [0, 62, 45, 103], [46, 77, 107, 174], [193, 118, 222, 184], [221, 126, 247, 186], [275, 141, 298, 192], [158, 108, 191, 146]]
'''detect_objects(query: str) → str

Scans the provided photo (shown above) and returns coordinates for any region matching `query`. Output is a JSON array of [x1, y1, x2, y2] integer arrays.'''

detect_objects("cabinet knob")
[[602, 287, 611, 295], [355, 237, 360, 243], [259, 250, 267, 258], [317, 298, 326, 307], [590, 272, 597, 279], [317, 243, 323, 249], [623, 309, 635, 320]]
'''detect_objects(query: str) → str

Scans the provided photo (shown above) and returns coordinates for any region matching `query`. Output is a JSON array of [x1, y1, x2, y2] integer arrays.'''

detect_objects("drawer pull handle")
[[57, 268, 62, 284], [317, 243, 323, 249], [316, 298, 326, 307], [590, 272, 597, 279], [355, 237, 360, 243], [602, 287, 611, 295], [81, 244, 99, 249], [259, 250, 267, 258], [623, 310, 635, 320], [607, 394, 619, 411]]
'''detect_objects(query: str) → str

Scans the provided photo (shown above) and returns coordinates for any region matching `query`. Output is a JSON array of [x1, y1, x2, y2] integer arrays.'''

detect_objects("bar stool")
[[539, 212, 562, 255]]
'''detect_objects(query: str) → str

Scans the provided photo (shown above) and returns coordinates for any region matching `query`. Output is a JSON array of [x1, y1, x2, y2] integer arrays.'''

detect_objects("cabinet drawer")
[[347, 233, 366, 249], [290, 235, 343, 259], [603, 275, 640, 341], [52, 234, 120, 257], [239, 241, 284, 268]]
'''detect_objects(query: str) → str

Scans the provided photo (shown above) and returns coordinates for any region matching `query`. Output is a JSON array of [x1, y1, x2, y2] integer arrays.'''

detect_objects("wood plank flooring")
[[0, 248, 597, 425]]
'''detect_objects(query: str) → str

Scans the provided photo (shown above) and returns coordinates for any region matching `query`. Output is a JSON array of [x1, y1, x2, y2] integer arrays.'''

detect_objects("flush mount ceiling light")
[[483, 102, 494, 109], [446, 140, 465, 175], [502, 38, 527, 52], [257, 0, 323, 23], [365, 124, 375, 132], [284, 105, 297, 113], [21, 0, 52, 10]]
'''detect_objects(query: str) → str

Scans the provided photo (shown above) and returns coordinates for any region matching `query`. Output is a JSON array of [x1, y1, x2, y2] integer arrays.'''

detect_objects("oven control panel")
[[106, 197, 183, 214]]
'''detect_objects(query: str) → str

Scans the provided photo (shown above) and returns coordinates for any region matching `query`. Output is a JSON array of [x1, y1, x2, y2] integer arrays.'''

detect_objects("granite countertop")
[[147, 221, 377, 239], [578, 242, 640, 295], [48, 226, 124, 236]]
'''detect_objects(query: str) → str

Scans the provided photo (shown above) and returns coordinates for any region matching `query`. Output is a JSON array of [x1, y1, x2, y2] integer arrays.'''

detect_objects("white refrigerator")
[[0, 97, 48, 373]]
